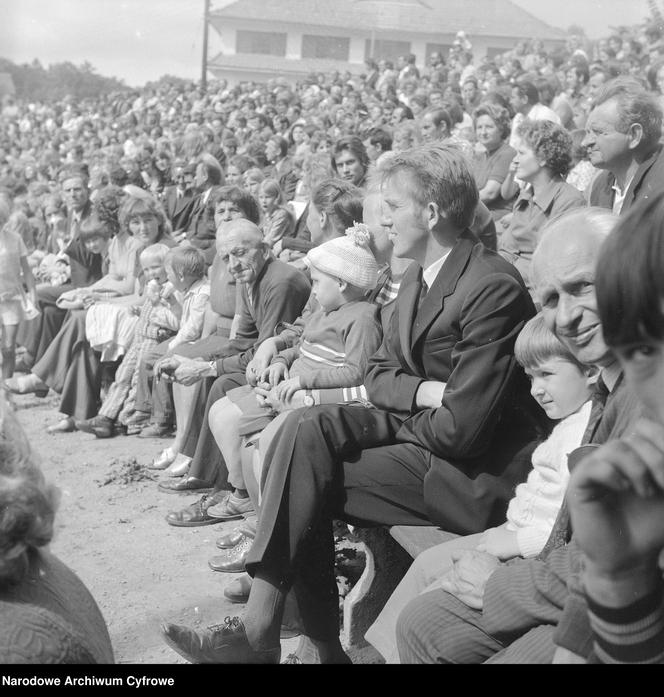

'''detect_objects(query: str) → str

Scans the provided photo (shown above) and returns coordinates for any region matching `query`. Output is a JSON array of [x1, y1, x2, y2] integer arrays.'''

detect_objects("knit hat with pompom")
[[305, 222, 378, 290]]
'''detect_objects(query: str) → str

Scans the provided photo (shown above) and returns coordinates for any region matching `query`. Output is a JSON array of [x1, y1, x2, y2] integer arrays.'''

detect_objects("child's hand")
[[475, 525, 520, 561], [267, 362, 288, 387], [274, 376, 302, 403]]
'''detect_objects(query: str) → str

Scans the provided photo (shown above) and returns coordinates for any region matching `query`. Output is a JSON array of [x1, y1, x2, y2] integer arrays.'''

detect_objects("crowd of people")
[[2, 18, 664, 664]]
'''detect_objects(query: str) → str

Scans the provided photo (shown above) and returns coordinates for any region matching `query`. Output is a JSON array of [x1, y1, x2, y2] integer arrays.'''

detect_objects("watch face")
[[304, 396, 314, 407]]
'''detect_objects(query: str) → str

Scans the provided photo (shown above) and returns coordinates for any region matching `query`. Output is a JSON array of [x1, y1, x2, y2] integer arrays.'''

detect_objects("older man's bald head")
[[531, 208, 618, 368]]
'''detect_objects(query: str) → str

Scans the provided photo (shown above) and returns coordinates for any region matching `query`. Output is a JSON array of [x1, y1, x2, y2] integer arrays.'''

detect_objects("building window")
[[426, 43, 452, 62], [302, 35, 350, 61], [236, 30, 287, 56], [365, 38, 411, 63]]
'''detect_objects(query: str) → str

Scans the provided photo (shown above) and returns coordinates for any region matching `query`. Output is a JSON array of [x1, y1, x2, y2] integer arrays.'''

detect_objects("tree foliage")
[[0, 57, 126, 100]]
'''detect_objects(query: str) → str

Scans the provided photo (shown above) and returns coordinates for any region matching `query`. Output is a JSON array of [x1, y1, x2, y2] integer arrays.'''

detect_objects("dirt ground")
[[12, 390, 303, 665]]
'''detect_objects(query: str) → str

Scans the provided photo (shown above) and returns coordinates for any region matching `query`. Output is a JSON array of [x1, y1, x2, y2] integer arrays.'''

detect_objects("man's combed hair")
[[379, 143, 479, 230], [596, 191, 664, 348], [593, 76, 663, 152], [514, 313, 585, 371]]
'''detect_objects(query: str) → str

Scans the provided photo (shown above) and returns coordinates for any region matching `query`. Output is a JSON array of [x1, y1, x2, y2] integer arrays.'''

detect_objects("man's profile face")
[[582, 99, 631, 170], [380, 172, 429, 262], [62, 176, 88, 211], [533, 233, 611, 367]]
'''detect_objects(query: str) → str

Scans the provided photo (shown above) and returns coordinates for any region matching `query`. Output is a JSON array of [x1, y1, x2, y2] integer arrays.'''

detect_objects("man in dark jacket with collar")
[[160, 144, 543, 664], [586, 77, 664, 215]]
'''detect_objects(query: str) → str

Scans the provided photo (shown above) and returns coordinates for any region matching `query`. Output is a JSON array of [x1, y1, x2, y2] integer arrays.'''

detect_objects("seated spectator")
[[499, 119, 585, 296], [242, 167, 264, 198], [331, 136, 370, 189], [0, 393, 114, 663], [365, 313, 596, 662], [159, 143, 541, 664], [565, 192, 664, 664], [205, 223, 382, 523], [257, 178, 295, 250], [74, 243, 180, 438], [472, 103, 517, 221]]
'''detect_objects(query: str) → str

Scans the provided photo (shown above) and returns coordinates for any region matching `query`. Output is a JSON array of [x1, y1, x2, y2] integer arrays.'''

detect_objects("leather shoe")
[[165, 492, 227, 527], [207, 493, 255, 520], [5, 375, 49, 398], [158, 476, 213, 494], [223, 573, 252, 603], [75, 415, 114, 438], [149, 447, 177, 470], [208, 535, 252, 573], [161, 616, 280, 664], [138, 423, 173, 438], [216, 527, 255, 550]]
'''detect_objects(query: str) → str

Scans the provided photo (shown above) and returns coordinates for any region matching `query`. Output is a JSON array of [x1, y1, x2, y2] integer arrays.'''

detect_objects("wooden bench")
[[342, 525, 458, 651]]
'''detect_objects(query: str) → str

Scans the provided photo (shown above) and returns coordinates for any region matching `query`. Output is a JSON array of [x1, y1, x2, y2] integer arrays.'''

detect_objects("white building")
[[208, 0, 567, 84]]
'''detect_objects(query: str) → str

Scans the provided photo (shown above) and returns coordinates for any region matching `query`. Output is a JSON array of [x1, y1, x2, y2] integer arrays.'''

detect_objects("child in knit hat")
[[208, 223, 384, 519]]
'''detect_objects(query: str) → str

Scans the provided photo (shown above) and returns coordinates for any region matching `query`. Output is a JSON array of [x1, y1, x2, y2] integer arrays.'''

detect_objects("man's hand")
[[476, 525, 520, 561], [437, 549, 500, 610], [173, 358, 213, 386], [245, 337, 279, 385], [154, 355, 183, 380], [567, 418, 664, 605]]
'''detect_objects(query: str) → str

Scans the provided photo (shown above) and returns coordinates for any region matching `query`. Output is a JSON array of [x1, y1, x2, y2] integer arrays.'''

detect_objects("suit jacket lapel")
[[411, 230, 475, 347], [625, 145, 662, 208]]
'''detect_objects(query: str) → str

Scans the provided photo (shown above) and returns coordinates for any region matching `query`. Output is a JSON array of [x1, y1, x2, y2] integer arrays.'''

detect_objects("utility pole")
[[201, 0, 211, 90]]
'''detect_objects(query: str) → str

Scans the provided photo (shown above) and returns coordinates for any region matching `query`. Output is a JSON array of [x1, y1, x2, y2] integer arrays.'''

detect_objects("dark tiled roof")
[[211, 0, 566, 39]]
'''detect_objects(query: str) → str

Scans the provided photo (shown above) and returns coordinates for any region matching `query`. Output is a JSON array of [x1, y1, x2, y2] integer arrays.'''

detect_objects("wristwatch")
[[303, 389, 315, 407], [208, 360, 217, 377]]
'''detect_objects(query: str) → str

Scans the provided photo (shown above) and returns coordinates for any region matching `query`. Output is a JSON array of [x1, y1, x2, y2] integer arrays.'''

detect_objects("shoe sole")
[[208, 561, 246, 573], [166, 517, 225, 527], [158, 485, 214, 495], [223, 592, 249, 604], [206, 511, 246, 521]]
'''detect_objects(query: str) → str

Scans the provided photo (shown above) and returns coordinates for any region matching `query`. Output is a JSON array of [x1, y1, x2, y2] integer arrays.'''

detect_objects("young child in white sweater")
[[365, 312, 596, 662]]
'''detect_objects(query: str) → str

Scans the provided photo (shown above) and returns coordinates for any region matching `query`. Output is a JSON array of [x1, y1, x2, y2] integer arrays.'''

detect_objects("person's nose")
[[530, 378, 545, 399], [556, 293, 582, 331], [581, 131, 593, 148]]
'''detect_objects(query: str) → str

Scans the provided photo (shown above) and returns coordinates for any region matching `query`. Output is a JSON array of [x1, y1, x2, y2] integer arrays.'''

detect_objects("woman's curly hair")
[[516, 119, 574, 178], [472, 103, 512, 141], [0, 395, 59, 587]]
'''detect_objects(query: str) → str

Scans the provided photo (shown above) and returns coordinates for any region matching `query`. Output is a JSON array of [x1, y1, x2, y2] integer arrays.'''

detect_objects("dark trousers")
[[32, 309, 102, 420], [184, 373, 247, 488], [17, 283, 70, 362], [246, 403, 537, 641]]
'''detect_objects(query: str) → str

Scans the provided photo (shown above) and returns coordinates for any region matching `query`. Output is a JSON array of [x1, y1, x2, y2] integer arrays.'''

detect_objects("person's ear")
[[338, 278, 348, 293], [319, 210, 328, 231], [584, 364, 601, 388], [427, 201, 442, 229], [627, 123, 644, 150]]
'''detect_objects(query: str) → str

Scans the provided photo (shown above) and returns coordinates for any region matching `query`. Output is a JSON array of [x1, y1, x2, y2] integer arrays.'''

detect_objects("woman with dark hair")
[[0, 394, 114, 663], [472, 103, 517, 221], [499, 119, 585, 296]]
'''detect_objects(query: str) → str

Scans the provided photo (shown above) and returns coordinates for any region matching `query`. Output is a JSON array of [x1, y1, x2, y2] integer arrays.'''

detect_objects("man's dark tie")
[[417, 278, 429, 310], [537, 375, 611, 559]]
